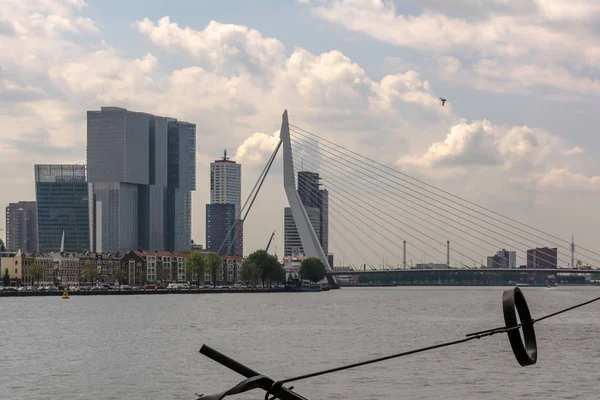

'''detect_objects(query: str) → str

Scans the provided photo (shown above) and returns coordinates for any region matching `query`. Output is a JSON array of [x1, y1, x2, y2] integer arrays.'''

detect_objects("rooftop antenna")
[[223, 149, 228, 161]]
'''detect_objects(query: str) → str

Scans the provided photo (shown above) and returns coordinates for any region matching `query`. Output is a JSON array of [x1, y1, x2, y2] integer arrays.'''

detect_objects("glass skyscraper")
[[87, 107, 196, 253], [34, 164, 89, 252]]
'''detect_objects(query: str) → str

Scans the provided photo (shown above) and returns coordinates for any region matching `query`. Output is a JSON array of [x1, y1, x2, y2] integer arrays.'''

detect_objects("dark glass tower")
[[35, 164, 89, 252], [206, 204, 242, 256]]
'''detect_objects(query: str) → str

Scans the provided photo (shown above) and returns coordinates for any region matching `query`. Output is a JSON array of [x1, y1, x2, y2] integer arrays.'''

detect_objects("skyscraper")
[[5, 201, 37, 252], [206, 151, 243, 256], [35, 164, 89, 252], [284, 171, 329, 257], [87, 107, 195, 253]]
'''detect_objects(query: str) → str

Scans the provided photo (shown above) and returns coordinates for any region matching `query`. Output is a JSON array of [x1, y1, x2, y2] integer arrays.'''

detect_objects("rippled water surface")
[[3, 286, 600, 399]]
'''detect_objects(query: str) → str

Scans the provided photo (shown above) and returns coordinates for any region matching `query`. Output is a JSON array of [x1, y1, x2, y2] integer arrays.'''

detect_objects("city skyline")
[[2, 1, 600, 263]]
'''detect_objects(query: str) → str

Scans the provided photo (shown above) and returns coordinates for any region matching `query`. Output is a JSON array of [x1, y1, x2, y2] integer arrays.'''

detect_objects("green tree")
[[29, 262, 45, 287], [241, 260, 259, 285], [2, 268, 10, 286], [82, 260, 98, 286], [140, 271, 147, 285], [113, 267, 126, 285], [206, 253, 222, 287], [245, 250, 284, 287], [185, 251, 206, 286], [299, 257, 326, 284]]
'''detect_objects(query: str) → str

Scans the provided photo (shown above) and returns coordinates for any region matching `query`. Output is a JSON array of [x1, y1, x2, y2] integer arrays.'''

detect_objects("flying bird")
[[439, 97, 447, 106]]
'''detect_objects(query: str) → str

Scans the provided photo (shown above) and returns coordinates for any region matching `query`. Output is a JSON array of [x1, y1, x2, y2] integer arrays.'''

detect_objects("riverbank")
[[0, 286, 324, 297]]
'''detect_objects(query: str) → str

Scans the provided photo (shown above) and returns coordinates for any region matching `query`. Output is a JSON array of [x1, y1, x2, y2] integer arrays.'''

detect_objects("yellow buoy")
[[61, 289, 70, 299]]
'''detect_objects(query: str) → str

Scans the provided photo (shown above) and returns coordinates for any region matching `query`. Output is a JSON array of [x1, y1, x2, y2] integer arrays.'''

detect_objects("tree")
[[29, 262, 45, 287], [0, 238, 5, 253], [140, 271, 147, 285], [241, 261, 259, 286], [82, 260, 98, 286], [245, 250, 285, 287], [2, 268, 9, 286], [113, 267, 126, 285], [185, 251, 206, 286], [206, 253, 222, 287], [299, 257, 326, 284]]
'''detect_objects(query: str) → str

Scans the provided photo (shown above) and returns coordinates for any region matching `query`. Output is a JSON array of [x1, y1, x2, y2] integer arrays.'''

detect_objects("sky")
[[1, 0, 600, 265]]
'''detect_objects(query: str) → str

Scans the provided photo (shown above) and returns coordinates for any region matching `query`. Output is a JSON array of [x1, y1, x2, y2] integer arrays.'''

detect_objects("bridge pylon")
[[280, 110, 337, 285]]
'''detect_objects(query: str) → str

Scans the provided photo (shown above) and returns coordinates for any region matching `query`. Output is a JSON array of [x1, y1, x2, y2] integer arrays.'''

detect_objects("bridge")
[[327, 268, 597, 275], [237, 110, 600, 284]]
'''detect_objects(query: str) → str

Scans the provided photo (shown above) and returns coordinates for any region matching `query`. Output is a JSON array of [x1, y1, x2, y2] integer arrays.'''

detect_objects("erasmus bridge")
[[239, 110, 600, 284]]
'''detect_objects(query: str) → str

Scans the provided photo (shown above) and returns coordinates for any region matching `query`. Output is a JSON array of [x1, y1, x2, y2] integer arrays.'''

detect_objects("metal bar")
[[200, 345, 260, 378]]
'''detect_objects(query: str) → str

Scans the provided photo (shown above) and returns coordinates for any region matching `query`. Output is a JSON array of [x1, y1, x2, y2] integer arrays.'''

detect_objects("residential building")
[[206, 151, 243, 256], [203, 255, 243, 285], [1, 250, 23, 285], [284, 171, 329, 257], [87, 107, 196, 253], [5, 201, 37, 252], [527, 247, 558, 269], [206, 204, 243, 256], [120, 250, 189, 285], [35, 164, 89, 252]]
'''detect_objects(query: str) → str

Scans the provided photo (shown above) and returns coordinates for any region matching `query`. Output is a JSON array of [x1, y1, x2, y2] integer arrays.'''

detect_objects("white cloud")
[[135, 17, 285, 78], [527, 168, 600, 192], [301, 0, 600, 97], [235, 131, 281, 165], [398, 120, 581, 171]]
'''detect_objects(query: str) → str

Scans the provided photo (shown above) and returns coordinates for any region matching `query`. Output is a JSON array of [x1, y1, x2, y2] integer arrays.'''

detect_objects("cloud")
[[398, 120, 582, 170], [526, 168, 600, 192], [301, 0, 600, 97], [135, 17, 285, 78], [235, 131, 281, 165]]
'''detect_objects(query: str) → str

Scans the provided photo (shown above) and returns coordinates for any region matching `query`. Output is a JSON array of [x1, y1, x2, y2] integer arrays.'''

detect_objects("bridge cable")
[[292, 145, 519, 267], [289, 124, 600, 265], [290, 130, 588, 267], [216, 139, 282, 255], [291, 146, 499, 267]]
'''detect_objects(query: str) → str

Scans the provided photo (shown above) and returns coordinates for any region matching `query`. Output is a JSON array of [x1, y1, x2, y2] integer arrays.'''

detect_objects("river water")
[[3, 286, 600, 399]]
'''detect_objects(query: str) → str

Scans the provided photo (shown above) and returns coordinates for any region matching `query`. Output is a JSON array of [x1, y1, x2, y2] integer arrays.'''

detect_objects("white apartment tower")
[[210, 150, 241, 217]]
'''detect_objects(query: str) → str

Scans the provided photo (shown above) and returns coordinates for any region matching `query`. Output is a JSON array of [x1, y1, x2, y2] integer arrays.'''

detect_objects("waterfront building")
[[202, 254, 243, 285], [35, 164, 89, 252], [206, 151, 243, 256], [527, 247, 558, 269], [87, 107, 195, 253], [5, 201, 37, 252], [1, 250, 23, 285]]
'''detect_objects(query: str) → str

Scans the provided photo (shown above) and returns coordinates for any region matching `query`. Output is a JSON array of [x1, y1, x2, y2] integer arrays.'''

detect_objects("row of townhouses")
[[0, 250, 244, 287]]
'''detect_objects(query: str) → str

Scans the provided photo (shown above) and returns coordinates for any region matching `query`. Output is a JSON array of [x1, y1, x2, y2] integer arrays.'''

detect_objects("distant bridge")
[[327, 268, 598, 276]]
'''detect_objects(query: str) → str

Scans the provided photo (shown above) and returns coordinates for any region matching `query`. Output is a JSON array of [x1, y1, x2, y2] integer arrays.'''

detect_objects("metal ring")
[[502, 287, 537, 366]]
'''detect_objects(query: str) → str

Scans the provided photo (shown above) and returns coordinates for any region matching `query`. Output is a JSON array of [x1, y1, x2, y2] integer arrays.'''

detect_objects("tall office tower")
[[284, 171, 329, 257], [5, 201, 37, 252], [35, 165, 89, 252], [166, 120, 196, 252], [87, 107, 196, 253], [206, 151, 243, 256]]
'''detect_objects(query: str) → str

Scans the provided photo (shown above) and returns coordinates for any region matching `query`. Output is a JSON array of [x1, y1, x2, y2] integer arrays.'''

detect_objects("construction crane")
[[266, 230, 276, 252]]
